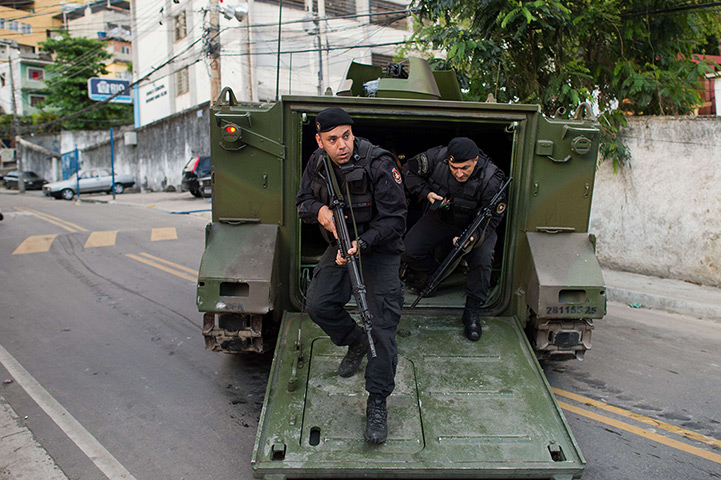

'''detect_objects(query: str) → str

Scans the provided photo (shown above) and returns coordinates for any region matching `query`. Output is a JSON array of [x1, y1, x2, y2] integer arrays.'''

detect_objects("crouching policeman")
[[296, 107, 407, 444], [401, 137, 506, 341]]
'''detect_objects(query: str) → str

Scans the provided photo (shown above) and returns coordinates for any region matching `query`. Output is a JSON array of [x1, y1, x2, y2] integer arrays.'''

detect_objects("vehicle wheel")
[[114, 183, 125, 194], [191, 189, 202, 198], [61, 188, 75, 200]]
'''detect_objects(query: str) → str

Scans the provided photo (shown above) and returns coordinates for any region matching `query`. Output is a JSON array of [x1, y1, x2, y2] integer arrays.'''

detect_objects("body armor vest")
[[427, 153, 497, 225], [309, 138, 376, 227]]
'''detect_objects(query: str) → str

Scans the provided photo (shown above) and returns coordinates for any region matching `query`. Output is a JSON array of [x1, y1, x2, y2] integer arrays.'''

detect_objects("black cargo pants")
[[305, 245, 403, 398], [402, 210, 497, 305]]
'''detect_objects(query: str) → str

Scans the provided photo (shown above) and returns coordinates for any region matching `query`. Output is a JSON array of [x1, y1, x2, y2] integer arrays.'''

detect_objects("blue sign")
[[61, 149, 79, 180], [87, 77, 132, 104]]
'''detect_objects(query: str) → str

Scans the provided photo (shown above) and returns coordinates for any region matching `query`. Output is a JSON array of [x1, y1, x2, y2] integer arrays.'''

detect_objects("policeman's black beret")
[[315, 107, 354, 133], [448, 137, 480, 163]]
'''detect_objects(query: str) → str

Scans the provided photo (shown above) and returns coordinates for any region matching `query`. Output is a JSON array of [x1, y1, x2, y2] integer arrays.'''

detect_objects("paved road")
[[1, 191, 719, 480]]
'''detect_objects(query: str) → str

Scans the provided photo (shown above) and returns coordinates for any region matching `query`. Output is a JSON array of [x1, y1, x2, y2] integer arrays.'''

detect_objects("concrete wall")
[[22, 102, 210, 190], [590, 115, 721, 288]]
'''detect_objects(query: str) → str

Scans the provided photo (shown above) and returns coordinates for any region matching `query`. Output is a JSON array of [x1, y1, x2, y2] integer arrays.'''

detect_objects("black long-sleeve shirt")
[[297, 138, 407, 254]]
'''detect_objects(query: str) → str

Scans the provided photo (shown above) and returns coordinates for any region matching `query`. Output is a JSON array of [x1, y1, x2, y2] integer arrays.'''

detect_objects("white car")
[[43, 168, 135, 200]]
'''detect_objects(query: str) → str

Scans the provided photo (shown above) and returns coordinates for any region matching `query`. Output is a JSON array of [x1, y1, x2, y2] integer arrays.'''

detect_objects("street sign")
[[87, 77, 132, 104]]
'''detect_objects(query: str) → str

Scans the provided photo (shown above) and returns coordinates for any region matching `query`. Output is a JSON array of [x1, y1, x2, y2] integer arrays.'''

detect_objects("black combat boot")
[[462, 299, 483, 342], [365, 393, 388, 444], [337, 335, 369, 377]]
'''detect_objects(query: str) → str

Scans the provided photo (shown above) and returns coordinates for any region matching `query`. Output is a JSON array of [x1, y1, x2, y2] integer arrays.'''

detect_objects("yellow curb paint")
[[84, 231, 118, 248], [151, 227, 177, 241], [13, 235, 58, 255]]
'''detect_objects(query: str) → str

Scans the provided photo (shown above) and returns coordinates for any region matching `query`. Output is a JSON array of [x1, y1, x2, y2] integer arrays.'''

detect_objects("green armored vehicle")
[[197, 57, 605, 479]]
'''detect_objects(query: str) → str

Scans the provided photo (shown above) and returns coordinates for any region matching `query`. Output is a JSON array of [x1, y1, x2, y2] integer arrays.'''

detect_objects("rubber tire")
[[61, 188, 74, 200], [113, 183, 125, 194]]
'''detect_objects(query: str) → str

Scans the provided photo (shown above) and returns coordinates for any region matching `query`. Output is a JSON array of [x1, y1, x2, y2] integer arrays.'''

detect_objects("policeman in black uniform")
[[401, 137, 506, 341], [296, 107, 406, 444]]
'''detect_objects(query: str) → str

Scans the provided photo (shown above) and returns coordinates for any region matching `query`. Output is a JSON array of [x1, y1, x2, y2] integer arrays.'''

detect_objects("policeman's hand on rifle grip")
[[336, 241, 358, 266], [317, 205, 337, 238], [453, 236, 475, 249]]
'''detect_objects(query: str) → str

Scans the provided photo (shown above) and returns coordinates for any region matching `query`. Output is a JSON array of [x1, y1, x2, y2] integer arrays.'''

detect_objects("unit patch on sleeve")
[[392, 168, 402, 184]]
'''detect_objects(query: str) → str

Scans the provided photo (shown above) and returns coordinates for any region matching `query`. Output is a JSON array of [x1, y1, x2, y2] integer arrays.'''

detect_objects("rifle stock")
[[321, 156, 378, 358], [410, 177, 513, 308]]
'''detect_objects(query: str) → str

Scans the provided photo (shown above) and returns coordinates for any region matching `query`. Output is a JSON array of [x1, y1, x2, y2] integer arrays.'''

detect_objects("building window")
[[29, 95, 46, 107], [0, 19, 5, 29], [312, 0, 356, 17], [256, 0, 305, 10], [120, 45, 131, 55], [370, 0, 408, 30], [176, 67, 189, 95], [174, 10, 187, 41], [27, 67, 44, 81], [8, 21, 18, 32], [21, 23, 31, 34]]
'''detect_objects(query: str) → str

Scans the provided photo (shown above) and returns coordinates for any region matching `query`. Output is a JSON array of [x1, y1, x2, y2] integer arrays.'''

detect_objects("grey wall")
[[590, 115, 721, 288], [22, 102, 211, 191]]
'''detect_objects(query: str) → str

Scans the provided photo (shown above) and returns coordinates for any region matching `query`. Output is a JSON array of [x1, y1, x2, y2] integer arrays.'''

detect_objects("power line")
[[621, 1, 721, 17]]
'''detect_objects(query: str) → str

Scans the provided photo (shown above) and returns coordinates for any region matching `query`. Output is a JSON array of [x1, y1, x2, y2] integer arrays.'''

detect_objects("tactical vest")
[[309, 138, 376, 227], [427, 151, 497, 225]]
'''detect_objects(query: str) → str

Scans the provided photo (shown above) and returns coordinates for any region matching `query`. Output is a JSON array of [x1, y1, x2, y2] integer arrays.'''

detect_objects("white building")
[[130, 0, 412, 128]]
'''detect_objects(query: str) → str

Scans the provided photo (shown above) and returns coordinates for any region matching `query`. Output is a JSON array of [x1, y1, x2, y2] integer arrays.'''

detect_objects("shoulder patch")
[[392, 168, 402, 184], [496, 203, 506, 214]]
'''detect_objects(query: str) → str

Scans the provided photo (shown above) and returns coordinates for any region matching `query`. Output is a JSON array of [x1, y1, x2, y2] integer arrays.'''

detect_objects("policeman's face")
[[316, 125, 354, 165], [449, 156, 478, 183]]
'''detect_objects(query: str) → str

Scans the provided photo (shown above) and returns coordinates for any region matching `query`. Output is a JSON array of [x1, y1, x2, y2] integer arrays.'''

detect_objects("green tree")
[[408, 0, 721, 167], [38, 31, 133, 130]]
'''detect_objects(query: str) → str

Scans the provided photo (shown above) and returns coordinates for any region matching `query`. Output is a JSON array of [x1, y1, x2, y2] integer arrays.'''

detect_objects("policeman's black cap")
[[315, 107, 354, 133], [448, 137, 480, 163]]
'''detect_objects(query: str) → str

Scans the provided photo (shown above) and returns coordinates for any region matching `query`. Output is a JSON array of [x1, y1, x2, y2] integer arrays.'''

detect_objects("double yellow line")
[[554, 388, 721, 464], [16, 207, 88, 233], [126, 252, 197, 282]]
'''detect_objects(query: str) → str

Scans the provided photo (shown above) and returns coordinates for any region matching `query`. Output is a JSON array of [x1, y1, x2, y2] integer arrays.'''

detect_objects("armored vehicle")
[[197, 57, 605, 479]]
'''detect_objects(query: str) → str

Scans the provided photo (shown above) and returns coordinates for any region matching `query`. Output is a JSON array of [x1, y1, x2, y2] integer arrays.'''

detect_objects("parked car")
[[43, 168, 135, 200], [198, 174, 212, 198], [3, 171, 48, 190], [181, 156, 211, 197]]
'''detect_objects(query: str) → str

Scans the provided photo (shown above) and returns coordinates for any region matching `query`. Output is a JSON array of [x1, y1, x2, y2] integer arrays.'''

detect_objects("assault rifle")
[[410, 176, 513, 308], [321, 155, 377, 358]]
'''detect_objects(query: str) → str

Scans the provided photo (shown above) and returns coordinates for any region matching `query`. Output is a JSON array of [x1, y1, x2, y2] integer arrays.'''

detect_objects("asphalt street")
[[1, 189, 719, 480]]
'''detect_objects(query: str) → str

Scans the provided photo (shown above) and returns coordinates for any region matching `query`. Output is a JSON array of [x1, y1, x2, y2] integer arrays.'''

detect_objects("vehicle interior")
[[297, 113, 515, 311]]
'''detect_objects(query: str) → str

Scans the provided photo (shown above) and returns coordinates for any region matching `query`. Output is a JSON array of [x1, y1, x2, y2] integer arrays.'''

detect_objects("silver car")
[[43, 168, 135, 200]]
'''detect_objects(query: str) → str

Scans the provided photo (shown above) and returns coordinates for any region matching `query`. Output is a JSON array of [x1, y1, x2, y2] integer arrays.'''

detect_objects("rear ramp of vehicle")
[[252, 310, 585, 480]]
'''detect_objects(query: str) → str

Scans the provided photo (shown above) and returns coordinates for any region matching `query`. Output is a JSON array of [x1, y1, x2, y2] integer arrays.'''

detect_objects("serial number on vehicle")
[[546, 305, 598, 315]]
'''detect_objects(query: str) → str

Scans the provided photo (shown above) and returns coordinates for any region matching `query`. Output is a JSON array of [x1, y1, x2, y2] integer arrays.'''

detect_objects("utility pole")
[[208, 0, 221, 104], [3, 40, 23, 193]]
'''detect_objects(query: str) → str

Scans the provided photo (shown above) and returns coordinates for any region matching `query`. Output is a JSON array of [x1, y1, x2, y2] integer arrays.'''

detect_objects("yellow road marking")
[[553, 388, 721, 449], [558, 400, 721, 465], [126, 254, 196, 282], [13, 234, 58, 254], [138, 252, 197, 274], [84, 230, 118, 248], [16, 207, 88, 232], [151, 227, 177, 241]]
